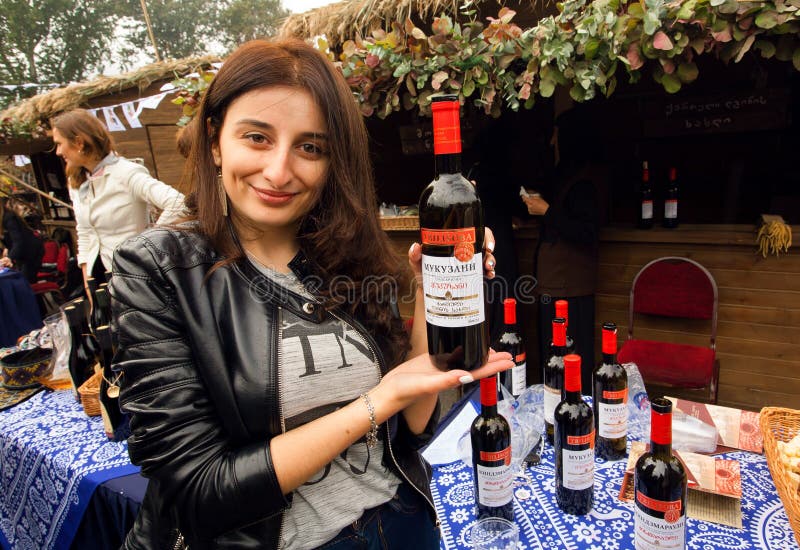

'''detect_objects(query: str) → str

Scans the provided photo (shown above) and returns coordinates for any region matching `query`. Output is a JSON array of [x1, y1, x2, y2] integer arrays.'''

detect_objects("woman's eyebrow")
[[235, 118, 328, 140]]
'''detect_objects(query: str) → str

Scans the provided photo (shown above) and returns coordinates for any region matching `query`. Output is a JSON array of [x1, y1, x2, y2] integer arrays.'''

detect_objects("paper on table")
[[422, 401, 478, 466]]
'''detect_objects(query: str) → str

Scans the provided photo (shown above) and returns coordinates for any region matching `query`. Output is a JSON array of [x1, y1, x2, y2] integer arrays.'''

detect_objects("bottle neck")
[[601, 352, 617, 364], [650, 409, 672, 455], [552, 344, 566, 357], [564, 388, 582, 403], [435, 153, 462, 177], [481, 401, 498, 417]]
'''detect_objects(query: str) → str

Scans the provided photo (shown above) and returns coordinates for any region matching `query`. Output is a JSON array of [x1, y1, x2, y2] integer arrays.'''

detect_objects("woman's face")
[[212, 86, 330, 236], [52, 128, 87, 172]]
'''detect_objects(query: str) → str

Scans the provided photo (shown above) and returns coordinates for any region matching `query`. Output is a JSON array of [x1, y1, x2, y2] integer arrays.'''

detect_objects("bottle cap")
[[552, 318, 566, 347], [479, 376, 497, 406], [602, 322, 617, 355], [564, 354, 582, 392], [650, 397, 673, 445], [503, 298, 517, 325], [642, 161, 650, 182], [431, 95, 461, 156], [555, 300, 569, 325], [669, 167, 677, 181]]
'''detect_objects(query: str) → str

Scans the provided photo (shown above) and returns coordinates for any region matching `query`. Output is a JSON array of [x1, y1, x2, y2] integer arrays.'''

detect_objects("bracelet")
[[360, 393, 378, 448]]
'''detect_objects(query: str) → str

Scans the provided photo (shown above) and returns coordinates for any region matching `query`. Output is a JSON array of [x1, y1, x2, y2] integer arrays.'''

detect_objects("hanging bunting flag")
[[14, 155, 31, 166], [102, 107, 126, 132], [121, 101, 144, 128], [139, 92, 168, 110]]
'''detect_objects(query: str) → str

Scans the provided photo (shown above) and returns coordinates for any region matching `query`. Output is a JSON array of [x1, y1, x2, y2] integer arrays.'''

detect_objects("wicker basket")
[[379, 215, 419, 231], [77, 370, 103, 417], [760, 406, 800, 545]]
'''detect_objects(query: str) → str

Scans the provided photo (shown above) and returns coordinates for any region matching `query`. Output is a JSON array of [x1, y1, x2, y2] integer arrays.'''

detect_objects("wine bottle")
[[495, 298, 526, 398], [663, 167, 679, 228], [64, 305, 100, 400], [544, 317, 567, 445], [91, 287, 112, 333], [95, 325, 128, 440], [593, 322, 628, 460], [86, 276, 98, 301], [637, 161, 653, 229], [471, 375, 514, 521], [418, 94, 488, 371], [554, 354, 595, 515], [634, 398, 687, 550], [554, 299, 575, 354]]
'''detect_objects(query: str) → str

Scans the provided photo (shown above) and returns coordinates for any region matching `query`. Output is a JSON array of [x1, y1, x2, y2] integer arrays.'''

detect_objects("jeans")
[[317, 483, 440, 549]]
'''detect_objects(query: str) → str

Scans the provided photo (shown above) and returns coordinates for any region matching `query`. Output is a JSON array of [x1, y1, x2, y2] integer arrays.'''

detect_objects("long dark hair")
[[51, 109, 115, 189], [182, 39, 411, 364]]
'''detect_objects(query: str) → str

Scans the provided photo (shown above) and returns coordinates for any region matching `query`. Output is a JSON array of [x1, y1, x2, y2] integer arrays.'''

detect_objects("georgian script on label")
[[476, 461, 513, 507], [634, 501, 686, 550], [421, 253, 484, 328]]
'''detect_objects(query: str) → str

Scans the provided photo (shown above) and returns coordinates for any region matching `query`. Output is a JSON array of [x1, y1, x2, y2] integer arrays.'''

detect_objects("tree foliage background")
[[0, 0, 289, 109]]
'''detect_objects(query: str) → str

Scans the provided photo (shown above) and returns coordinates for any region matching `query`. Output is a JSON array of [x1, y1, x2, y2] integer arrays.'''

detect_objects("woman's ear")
[[211, 144, 221, 167]]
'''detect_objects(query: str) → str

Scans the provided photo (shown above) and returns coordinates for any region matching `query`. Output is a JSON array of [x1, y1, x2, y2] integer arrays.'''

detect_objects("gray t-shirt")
[[248, 260, 401, 550]]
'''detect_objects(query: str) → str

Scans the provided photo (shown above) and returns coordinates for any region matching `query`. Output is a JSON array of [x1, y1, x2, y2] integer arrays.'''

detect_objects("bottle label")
[[665, 199, 678, 219], [599, 402, 628, 439], [544, 385, 560, 425], [511, 362, 526, 396], [421, 250, 484, 328], [634, 495, 685, 550], [562, 448, 594, 490], [476, 449, 513, 507], [641, 201, 653, 219]]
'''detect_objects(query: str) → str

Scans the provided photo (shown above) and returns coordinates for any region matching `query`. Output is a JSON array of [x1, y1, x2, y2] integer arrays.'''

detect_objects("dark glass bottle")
[[554, 354, 595, 515], [64, 304, 100, 401], [86, 276, 98, 302], [555, 299, 575, 354], [91, 287, 112, 334], [663, 167, 679, 228], [593, 322, 628, 461], [637, 161, 653, 229], [495, 298, 526, 398], [544, 317, 567, 445], [634, 398, 687, 549], [471, 376, 514, 521], [418, 94, 488, 371], [95, 325, 129, 441]]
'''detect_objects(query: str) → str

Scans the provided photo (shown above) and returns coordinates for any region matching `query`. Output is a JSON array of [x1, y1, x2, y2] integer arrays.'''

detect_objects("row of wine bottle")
[[62, 274, 128, 441], [417, 96, 686, 548], [638, 161, 679, 229]]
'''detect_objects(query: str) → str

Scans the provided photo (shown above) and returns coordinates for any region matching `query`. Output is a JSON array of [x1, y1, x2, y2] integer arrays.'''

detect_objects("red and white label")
[[641, 201, 653, 219], [599, 402, 628, 439], [603, 388, 628, 401], [421, 245, 484, 328], [665, 199, 678, 219], [421, 228, 476, 247], [567, 431, 596, 448], [476, 447, 513, 507], [635, 494, 686, 550], [562, 448, 594, 490], [480, 447, 511, 465]]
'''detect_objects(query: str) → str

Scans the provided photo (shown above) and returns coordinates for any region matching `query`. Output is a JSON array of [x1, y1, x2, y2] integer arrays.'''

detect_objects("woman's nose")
[[262, 147, 293, 188]]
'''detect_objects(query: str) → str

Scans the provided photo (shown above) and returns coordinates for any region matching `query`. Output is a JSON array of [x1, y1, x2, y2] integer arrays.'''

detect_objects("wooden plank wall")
[[597, 225, 800, 412]]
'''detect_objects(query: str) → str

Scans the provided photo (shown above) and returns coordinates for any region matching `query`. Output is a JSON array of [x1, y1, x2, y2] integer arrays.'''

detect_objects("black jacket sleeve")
[[110, 236, 290, 541], [541, 179, 598, 245]]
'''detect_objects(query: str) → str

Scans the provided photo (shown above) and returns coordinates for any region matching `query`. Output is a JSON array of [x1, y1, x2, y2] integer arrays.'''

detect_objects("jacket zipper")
[[328, 309, 437, 516], [172, 530, 185, 550], [275, 306, 286, 548]]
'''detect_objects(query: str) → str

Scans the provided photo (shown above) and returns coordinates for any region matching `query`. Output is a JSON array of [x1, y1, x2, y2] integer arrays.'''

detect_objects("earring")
[[217, 169, 228, 217]]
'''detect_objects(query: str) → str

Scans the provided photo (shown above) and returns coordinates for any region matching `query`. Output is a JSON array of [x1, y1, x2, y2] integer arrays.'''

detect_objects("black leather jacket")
[[109, 227, 438, 549]]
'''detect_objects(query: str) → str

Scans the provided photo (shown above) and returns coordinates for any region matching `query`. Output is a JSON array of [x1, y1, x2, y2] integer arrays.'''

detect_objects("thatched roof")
[[0, 55, 221, 129], [279, 0, 553, 48]]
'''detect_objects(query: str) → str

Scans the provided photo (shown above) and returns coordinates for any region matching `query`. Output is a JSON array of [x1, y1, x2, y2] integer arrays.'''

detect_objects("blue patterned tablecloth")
[[430, 401, 798, 549], [0, 389, 139, 550]]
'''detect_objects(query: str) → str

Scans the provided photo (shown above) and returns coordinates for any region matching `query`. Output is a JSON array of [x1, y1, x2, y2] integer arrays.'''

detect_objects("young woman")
[[109, 39, 510, 550], [51, 109, 185, 289]]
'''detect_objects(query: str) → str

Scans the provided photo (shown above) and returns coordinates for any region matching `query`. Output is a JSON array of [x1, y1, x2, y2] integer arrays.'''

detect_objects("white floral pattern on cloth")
[[431, 446, 798, 550], [0, 389, 139, 549]]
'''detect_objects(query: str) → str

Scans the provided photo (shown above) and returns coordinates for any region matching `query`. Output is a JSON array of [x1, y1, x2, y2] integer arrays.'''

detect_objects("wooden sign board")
[[643, 88, 790, 137]]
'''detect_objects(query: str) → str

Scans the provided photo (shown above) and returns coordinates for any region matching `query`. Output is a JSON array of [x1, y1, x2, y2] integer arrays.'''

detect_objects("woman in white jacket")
[[52, 109, 185, 289]]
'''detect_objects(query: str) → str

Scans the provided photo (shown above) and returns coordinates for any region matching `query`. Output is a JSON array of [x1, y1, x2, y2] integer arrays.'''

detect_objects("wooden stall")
[[282, 0, 800, 412]]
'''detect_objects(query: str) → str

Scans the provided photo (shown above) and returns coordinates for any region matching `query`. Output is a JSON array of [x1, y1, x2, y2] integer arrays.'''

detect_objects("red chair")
[[36, 240, 60, 281], [617, 256, 720, 403]]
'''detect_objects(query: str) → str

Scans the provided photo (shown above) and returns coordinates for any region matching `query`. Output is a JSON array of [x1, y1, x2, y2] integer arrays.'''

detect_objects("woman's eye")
[[245, 133, 268, 144], [300, 143, 325, 155]]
